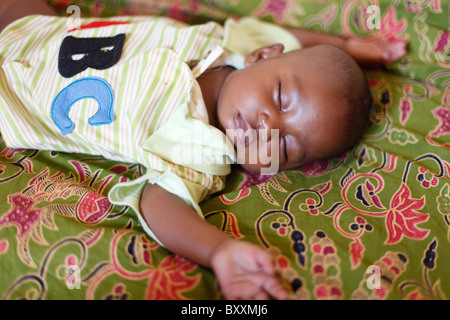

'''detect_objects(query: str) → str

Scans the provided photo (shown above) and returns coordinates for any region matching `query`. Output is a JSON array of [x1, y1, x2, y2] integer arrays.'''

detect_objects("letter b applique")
[[58, 34, 125, 78]]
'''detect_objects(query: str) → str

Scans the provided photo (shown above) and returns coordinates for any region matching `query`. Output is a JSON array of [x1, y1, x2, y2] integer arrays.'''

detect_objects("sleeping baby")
[[0, 0, 406, 299]]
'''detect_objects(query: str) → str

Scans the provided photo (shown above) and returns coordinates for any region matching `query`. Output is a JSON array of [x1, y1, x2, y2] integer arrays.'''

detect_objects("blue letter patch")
[[51, 77, 114, 135]]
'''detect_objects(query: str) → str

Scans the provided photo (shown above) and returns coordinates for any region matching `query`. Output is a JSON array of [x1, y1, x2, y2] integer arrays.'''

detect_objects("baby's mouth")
[[234, 112, 256, 147], [234, 112, 250, 131]]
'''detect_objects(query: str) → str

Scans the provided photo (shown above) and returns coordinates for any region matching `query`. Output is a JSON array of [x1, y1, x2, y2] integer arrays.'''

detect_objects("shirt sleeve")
[[221, 16, 302, 69], [108, 99, 233, 247], [108, 169, 210, 246]]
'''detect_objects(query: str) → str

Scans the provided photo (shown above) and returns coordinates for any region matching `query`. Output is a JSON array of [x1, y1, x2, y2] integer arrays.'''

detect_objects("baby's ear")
[[244, 43, 284, 67]]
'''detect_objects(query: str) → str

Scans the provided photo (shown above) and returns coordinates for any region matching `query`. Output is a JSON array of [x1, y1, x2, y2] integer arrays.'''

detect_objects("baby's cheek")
[[236, 140, 281, 175], [258, 140, 281, 175]]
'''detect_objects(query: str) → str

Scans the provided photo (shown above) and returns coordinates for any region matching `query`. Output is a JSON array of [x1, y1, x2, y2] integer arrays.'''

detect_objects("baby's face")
[[216, 45, 351, 174]]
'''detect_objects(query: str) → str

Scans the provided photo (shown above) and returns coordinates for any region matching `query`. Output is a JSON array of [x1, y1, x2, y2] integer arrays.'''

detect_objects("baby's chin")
[[232, 140, 283, 175], [238, 159, 281, 176], [239, 162, 262, 174]]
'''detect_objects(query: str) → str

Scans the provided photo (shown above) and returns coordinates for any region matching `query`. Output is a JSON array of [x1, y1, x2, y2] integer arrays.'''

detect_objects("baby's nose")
[[258, 112, 276, 129], [258, 112, 278, 141]]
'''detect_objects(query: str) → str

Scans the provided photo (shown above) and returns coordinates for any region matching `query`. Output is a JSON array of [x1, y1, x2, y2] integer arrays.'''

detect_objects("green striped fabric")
[[0, 15, 228, 195]]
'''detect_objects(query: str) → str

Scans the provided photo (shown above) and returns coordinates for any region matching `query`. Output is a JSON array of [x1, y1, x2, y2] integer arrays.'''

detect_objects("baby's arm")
[[140, 183, 288, 300], [287, 28, 406, 65]]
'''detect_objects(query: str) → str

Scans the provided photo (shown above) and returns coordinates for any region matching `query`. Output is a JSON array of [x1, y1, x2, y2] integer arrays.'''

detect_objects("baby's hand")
[[344, 37, 407, 65], [210, 239, 288, 300]]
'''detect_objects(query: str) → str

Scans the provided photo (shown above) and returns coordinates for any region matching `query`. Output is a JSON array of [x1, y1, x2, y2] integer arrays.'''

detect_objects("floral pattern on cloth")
[[0, 0, 449, 299]]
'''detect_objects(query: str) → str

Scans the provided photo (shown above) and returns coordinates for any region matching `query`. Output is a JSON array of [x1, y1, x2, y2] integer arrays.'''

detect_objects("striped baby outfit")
[[0, 15, 300, 243]]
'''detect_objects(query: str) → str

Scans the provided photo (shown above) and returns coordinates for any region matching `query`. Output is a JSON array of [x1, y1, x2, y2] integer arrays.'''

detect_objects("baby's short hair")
[[341, 64, 372, 149], [316, 44, 373, 150]]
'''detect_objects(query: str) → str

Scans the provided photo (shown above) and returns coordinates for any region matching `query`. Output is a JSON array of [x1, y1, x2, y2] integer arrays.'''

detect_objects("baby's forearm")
[[286, 27, 406, 65], [286, 28, 346, 50], [140, 184, 288, 300], [139, 183, 233, 267]]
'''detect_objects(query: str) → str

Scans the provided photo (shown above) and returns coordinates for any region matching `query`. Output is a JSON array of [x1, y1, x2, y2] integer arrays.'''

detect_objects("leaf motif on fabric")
[[399, 97, 412, 125], [311, 181, 332, 195], [223, 212, 243, 239], [258, 183, 279, 206], [257, 172, 291, 206], [78, 228, 104, 247], [205, 210, 244, 240], [219, 188, 250, 204]]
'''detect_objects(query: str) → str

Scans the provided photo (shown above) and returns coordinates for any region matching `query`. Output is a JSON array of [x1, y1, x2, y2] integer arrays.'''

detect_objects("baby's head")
[[216, 43, 372, 174]]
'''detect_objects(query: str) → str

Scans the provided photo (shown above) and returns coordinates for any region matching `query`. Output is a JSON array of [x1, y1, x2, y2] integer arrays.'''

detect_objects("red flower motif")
[[417, 167, 439, 188], [378, 7, 408, 43], [385, 184, 429, 244], [146, 255, 200, 300], [77, 192, 112, 224], [0, 194, 41, 238], [301, 198, 319, 215], [350, 238, 364, 268]]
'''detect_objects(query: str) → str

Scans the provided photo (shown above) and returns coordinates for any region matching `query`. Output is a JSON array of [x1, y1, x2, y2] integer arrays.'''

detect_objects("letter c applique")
[[51, 77, 114, 135]]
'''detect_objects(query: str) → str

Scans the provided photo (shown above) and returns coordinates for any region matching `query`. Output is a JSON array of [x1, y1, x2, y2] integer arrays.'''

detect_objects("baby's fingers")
[[263, 276, 288, 300], [253, 291, 270, 300], [255, 250, 276, 275], [221, 274, 288, 300], [382, 39, 407, 62]]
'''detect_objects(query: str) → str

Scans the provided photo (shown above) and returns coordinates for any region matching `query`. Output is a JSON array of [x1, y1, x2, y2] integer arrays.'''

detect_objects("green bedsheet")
[[0, 0, 449, 300]]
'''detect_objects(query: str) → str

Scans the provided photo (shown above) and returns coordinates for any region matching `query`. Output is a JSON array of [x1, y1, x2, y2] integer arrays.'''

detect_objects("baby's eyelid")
[[278, 82, 282, 110], [283, 136, 288, 161]]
